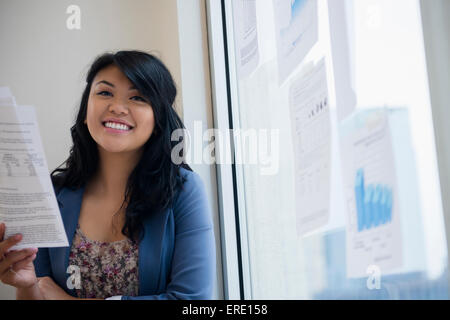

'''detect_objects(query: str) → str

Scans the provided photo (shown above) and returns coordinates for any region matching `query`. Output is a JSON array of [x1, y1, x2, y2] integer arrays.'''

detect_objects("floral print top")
[[68, 223, 139, 299]]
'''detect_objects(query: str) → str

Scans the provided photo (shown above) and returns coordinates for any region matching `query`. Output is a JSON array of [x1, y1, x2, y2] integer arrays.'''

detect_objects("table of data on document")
[[0, 151, 46, 177]]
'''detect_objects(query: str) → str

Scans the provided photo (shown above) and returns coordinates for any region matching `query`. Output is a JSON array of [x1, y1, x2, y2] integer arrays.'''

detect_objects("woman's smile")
[[103, 124, 132, 134], [102, 121, 134, 134]]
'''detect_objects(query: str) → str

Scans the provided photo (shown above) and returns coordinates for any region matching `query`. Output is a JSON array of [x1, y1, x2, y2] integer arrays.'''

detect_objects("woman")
[[0, 50, 216, 300]]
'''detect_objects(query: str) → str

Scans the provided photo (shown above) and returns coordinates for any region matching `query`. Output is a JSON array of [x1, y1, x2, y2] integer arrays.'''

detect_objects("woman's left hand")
[[37, 276, 75, 300]]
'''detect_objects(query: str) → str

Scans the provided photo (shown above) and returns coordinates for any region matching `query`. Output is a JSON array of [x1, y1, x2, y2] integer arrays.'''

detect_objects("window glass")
[[226, 0, 448, 299]]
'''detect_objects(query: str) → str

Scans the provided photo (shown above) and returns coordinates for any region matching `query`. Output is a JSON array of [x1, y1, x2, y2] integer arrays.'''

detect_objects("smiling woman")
[[86, 64, 155, 156], [0, 50, 216, 300]]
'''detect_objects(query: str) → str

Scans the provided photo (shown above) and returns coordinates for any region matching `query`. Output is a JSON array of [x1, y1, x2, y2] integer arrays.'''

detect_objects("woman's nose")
[[108, 99, 129, 114]]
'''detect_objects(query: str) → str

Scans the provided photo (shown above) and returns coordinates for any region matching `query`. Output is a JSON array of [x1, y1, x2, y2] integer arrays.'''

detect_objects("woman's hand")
[[0, 223, 38, 289], [37, 276, 76, 300]]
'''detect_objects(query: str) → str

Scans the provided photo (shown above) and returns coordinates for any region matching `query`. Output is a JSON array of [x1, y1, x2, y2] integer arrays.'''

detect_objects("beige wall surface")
[[0, 0, 221, 299]]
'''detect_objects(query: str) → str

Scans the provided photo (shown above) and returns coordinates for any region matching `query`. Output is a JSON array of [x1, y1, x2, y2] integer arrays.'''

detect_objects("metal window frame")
[[205, 0, 251, 300], [420, 0, 450, 293]]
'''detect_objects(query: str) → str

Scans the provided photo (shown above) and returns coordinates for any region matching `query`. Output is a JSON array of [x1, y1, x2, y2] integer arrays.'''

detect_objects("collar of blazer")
[[52, 186, 172, 296]]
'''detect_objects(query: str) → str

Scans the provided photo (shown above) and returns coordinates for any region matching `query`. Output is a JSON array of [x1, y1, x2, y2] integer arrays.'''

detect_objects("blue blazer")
[[33, 168, 216, 300]]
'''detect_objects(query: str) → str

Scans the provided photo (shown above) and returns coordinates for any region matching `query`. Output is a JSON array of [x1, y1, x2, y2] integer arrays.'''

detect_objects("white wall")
[[0, 0, 222, 299]]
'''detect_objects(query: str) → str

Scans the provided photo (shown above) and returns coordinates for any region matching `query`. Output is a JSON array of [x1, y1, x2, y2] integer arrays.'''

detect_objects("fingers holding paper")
[[0, 222, 39, 289]]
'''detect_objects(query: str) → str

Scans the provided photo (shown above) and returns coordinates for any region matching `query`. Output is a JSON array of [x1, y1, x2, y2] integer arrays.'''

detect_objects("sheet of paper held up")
[[289, 58, 331, 236], [0, 104, 68, 250], [340, 109, 403, 278], [0, 87, 17, 107]]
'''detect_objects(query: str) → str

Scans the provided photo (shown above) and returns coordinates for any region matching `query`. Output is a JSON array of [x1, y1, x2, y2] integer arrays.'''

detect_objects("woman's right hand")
[[0, 223, 39, 289]]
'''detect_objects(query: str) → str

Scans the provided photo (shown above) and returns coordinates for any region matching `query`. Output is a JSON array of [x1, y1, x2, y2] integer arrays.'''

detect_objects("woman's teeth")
[[104, 122, 131, 131]]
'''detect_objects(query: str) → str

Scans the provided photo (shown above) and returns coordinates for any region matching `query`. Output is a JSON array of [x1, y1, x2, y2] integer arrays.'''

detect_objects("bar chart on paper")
[[354, 168, 393, 232], [340, 109, 403, 278]]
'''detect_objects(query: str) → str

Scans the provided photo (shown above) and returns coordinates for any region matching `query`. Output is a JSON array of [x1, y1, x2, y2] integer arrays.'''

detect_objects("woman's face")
[[85, 64, 155, 155]]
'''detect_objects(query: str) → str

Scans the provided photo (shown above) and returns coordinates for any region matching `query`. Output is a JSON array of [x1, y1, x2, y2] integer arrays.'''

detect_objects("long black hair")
[[51, 50, 191, 243]]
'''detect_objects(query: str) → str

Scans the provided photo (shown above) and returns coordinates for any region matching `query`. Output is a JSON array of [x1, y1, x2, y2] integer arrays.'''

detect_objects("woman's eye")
[[97, 91, 112, 97], [131, 96, 147, 103]]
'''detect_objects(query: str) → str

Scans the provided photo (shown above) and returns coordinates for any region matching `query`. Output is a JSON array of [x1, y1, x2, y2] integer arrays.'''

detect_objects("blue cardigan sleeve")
[[121, 170, 216, 300], [34, 247, 52, 278]]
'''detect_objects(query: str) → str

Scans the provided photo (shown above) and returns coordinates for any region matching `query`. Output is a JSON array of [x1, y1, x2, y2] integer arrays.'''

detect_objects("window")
[[209, 0, 448, 299]]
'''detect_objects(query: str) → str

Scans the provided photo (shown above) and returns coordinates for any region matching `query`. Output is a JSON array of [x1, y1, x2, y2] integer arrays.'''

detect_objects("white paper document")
[[340, 109, 403, 278], [0, 87, 17, 107], [0, 105, 68, 249], [232, 0, 260, 79], [289, 59, 331, 236], [273, 0, 318, 84]]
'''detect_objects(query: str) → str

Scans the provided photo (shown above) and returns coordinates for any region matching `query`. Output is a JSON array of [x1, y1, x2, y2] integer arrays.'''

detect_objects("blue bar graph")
[[354, 169, 392, 232]]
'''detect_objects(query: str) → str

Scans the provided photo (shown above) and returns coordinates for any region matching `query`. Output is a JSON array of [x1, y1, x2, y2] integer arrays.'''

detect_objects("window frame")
[[206, 0, 450, 300], [205, 0, 250, 300]]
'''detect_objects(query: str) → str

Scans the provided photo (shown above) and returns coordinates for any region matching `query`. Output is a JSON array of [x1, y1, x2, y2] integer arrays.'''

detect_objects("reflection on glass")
[[227, 0, 448, 299]]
